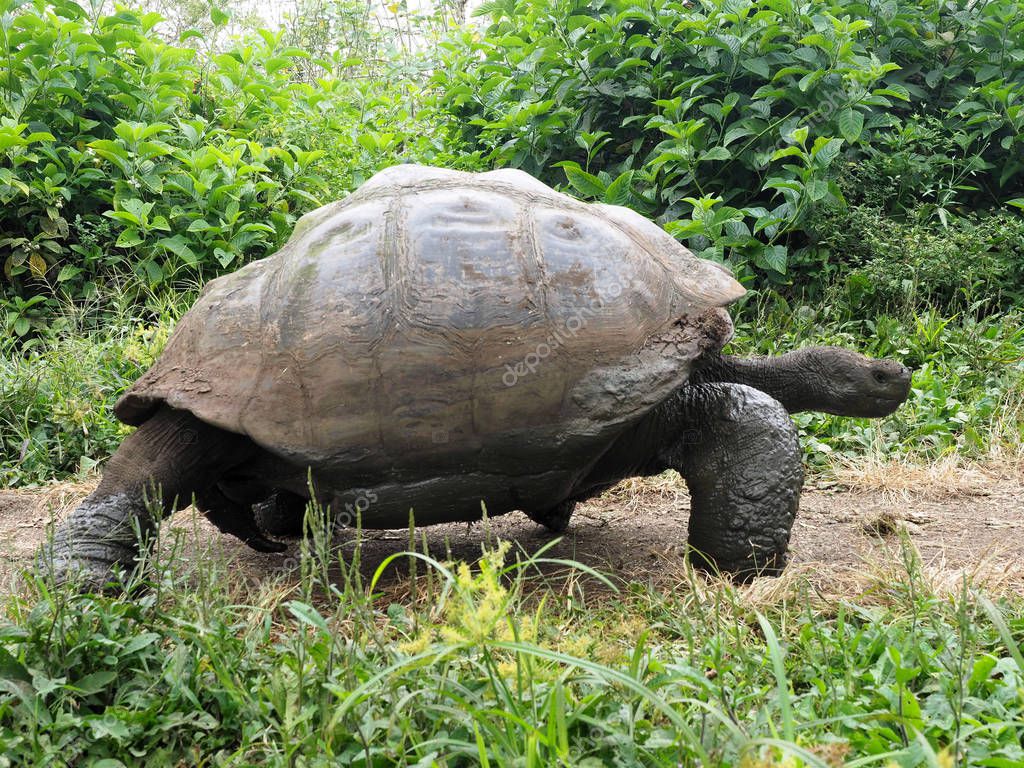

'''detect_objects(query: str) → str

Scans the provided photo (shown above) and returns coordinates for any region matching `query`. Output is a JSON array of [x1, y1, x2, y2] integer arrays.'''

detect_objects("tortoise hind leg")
[[660, 383, 803, 580], [525, 499, 576, 532], [196, 486, 287, 553], [39, 405, 258, 590], [252, 489, 310, 538]]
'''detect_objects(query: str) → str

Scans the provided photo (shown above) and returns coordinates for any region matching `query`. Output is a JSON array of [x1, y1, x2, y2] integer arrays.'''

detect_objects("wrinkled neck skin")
[[690, 349, 830, 414]]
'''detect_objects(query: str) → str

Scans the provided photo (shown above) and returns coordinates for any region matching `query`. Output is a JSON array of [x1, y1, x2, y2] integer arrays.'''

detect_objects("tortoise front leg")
[[38, 406, 257, 590], [659, 383, 803, 580]]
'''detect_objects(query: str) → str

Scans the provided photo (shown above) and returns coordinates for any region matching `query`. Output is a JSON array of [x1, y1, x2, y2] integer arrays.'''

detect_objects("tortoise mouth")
[[855, 394, 908, 417]]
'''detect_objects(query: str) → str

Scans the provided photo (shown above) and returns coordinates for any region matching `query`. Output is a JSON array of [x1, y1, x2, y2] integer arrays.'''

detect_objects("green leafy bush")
[[436, 0, 1024, 284], [0, 1, 335, 337], [808, 204, 1024, 312], [0, 1, 483, 342], [273, 0, 486, 194], [0, 293, 181, 486], [852, 0, 1024, 202], [840, 115, 1003, 222]]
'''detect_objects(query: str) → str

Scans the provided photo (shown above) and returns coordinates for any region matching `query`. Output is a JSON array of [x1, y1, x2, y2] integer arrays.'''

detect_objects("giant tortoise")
[[42, 164, 912, 588]]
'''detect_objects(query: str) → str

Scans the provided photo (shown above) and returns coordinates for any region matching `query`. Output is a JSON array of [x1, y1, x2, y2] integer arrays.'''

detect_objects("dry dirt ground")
[[1, 460, 1022, 599]]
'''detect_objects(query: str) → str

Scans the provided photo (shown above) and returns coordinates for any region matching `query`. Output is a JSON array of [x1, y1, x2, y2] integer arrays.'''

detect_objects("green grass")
[[0, 293, 183, 487], [2, 525, 1023, 766]]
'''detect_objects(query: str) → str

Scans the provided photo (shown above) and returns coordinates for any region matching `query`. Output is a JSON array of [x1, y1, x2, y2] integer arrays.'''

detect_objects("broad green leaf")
[[561, 164, 605, 199], [968, 654, 997, 689], [158, 235, 197, 263], [872, 85, 910, 101], [71, 670, 118, 696], [837, 108, 863, 143], [603, 171, 633, 206], [798, 70, 823, 92], [770, 146, 803, 162], [722, 125, 754, 146], [56, 264, 81, 282], [138, 259, 163, 284], [799, 33, 833, 50], [740, 57, 769, 79], [86, 140, 131, 175], [104, 209, 137, 225], [763, 178, 802, 193], [115, 228, 143, 248], [811, 137, 842, 166], [757, 244, 788, 273], [699, 146, 731, 162], [214, 247, 236, 268], [113, 121, 142, 143], [0, 647, 31, 684], [805, 179, 828, 201]]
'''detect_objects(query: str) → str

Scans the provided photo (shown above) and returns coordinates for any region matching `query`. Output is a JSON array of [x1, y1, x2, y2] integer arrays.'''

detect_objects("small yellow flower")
[[398, 631, 432, 656], [438, 540, 515, 646]]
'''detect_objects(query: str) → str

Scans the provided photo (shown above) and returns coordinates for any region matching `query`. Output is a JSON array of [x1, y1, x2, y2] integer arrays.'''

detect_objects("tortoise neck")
[[691, 350, 828, 413]]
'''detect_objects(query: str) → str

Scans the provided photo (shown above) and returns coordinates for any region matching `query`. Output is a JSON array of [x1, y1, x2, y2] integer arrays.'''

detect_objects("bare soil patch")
[[2, 461, 1021, 598]]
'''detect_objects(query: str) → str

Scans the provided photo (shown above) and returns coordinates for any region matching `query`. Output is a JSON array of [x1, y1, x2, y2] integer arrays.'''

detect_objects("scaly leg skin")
[[660, 383, 803, 581], [524, 499, 576, 533], [38, 406, 256, 591]]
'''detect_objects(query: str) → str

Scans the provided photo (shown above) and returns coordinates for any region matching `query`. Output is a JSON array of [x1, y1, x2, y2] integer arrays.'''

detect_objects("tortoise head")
[[811, 348, 913, 417]]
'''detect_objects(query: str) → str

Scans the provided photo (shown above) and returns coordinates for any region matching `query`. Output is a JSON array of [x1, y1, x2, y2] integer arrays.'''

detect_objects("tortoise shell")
[[115, 165, 743, 498]]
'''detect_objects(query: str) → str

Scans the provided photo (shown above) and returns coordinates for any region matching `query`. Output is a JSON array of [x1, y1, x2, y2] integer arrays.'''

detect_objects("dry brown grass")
[[831, 455, 1015, 499], [590, 469, 688, 511], [26, 477, 97, 520]]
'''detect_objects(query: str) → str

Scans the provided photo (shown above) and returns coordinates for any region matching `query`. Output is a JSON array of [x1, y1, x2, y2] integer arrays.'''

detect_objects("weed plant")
[[1, 515, 1022, 765]]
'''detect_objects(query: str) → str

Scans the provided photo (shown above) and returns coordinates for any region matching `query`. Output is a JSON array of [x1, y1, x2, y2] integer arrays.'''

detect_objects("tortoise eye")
[[872, 370, 887, 384]]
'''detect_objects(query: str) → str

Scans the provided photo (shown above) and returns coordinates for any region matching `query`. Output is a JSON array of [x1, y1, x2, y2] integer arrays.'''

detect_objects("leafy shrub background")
[[0, 0, 470, 341], [0, 2, 319, 336], [809, 204, 1024, 312], [437, 0, 1024, 291]]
